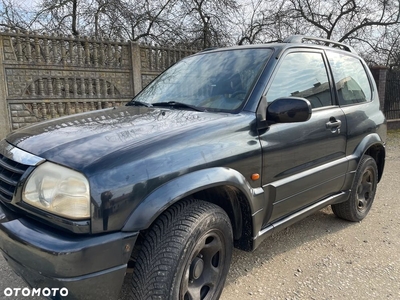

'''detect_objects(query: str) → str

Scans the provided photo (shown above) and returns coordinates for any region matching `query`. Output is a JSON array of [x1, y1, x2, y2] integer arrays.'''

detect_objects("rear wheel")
[[332, 155, 378, 221], [129, 199, 233, 300]]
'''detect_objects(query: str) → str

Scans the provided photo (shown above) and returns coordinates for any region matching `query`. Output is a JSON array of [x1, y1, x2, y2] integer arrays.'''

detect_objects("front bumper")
[[0, 203, 138, 300]]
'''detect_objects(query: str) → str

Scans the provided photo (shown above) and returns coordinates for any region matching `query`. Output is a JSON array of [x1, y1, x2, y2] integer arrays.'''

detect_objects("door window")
[[326, 51, 372, 105], [266, 52, 332, 108]]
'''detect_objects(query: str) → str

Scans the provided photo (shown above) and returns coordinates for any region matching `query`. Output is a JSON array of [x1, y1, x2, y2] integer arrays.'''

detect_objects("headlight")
[[22, 162, 90, 220]]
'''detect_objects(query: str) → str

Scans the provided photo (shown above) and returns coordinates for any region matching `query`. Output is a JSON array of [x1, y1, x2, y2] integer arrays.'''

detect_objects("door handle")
[[326, 118, 341, 133]]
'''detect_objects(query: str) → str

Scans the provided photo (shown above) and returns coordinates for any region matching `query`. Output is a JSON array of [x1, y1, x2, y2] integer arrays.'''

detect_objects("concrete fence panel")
[[0, 31, 197, 139]]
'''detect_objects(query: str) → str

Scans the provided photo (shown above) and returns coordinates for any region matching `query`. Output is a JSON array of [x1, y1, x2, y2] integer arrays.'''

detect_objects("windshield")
[[131, 48, 272, 112]]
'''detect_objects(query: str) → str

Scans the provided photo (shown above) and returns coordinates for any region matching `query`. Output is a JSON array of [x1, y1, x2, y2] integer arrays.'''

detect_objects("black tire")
[[129, 199, 233, 300], [332, 155, 378, 222]]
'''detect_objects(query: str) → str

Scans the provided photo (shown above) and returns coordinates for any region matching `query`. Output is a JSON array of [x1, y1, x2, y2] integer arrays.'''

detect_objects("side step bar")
[[252, 191, 349, 250]]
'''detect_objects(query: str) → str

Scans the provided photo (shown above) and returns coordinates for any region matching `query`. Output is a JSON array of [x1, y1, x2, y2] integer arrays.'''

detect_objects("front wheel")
[[129, 199, 233, 300], [332, 155, 378, 222]]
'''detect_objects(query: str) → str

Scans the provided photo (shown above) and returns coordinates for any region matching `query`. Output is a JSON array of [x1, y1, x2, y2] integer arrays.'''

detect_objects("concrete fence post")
[[130, 42, 142, 96], [370, 65, 388, 112], [0, 36, 11, 139]]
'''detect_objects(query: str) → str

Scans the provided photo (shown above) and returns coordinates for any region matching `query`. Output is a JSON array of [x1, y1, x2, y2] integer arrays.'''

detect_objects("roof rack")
[[283, 35, 357, 54]]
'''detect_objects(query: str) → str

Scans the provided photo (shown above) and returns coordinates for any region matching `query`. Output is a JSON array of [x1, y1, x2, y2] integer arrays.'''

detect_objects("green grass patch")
[[387, 130, 400, 144], [388, 129, 400, 137]]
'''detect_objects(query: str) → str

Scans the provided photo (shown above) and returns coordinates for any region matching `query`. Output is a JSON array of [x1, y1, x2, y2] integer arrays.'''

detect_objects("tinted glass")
[[327, 51, 372, 105], [133, 49, 272, 112], [266, 52, 332, 108]]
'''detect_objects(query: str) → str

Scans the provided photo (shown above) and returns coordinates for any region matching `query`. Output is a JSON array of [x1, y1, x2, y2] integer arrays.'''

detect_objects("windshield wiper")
[[126, 100, 153, 107], [152, 101, 205, 112]]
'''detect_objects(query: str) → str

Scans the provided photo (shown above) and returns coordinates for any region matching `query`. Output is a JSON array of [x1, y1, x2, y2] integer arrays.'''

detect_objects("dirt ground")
[[1, 131, 399, 300]]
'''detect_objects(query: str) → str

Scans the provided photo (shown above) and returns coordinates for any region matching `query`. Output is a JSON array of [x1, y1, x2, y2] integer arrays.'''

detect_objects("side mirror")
[[267, 97, 312, 123]]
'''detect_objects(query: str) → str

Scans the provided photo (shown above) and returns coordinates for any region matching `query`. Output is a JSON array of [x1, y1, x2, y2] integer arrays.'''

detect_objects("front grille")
[[0, 153, 30, 202]]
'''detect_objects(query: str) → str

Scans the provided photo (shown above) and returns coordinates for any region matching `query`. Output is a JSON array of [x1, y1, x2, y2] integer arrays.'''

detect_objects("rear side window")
[[326, 51, 372, 105], [266, 52, 332, 108]]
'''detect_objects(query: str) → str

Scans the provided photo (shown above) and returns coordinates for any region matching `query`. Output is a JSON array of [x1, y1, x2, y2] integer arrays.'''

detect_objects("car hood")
[[6, 106, 226, 170]]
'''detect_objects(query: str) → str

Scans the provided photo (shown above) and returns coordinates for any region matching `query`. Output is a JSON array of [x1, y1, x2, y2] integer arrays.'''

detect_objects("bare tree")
[[87, 0, 179, 41], [283, 0, 400, 67], [174, 0, 240, 48], [287, 0, 400, 42], [236, 0, 296, 45], [235, 0, 400, 67], [31, 0, 80, 35], [0, 0, 35, 31], [32, 0, 180, 41], [377, 26, 400, 69]]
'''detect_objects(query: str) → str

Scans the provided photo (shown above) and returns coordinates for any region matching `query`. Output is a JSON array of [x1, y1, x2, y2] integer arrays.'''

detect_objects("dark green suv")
[[0, 36, 386, 299]]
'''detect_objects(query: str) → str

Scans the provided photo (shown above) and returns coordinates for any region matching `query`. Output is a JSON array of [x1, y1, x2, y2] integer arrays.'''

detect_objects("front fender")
[[122, 167, 263, 232]]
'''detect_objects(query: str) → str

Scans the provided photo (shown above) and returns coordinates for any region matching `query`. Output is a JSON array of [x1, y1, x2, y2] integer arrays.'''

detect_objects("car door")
[[259, 49, 348, 225]]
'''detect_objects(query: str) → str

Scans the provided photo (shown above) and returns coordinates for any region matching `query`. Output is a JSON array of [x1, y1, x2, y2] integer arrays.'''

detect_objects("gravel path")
[[1, 131, 399, 300]]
